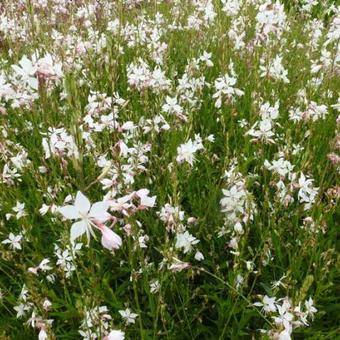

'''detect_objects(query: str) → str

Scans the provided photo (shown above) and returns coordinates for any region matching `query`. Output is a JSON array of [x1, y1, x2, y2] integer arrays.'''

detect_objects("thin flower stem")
[[196, 267, 272, 326]]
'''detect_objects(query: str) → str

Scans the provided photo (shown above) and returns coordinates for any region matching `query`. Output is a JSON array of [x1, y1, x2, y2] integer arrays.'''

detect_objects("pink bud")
[[187, 217, 197, 224], [123, 224, 132, 236], [327, 153, 340, 165], [101, 226, 122, 250], [28, 267, 39, 275]]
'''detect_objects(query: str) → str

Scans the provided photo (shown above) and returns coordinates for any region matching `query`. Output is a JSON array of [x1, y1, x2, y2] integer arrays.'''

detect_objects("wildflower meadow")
[[0, 0, 339, 339]]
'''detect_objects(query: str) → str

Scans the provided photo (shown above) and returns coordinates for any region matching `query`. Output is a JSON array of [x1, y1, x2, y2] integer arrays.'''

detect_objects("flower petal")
[[74, 191, 91, 214], [28, 77, 39, 91], [101, 226, 122, 250], [70, 220, 87, 242], [58, 205, 79, 219], [107, 330, 125, 340], [135, 189, 156, 207], [89, 201, 110, 221]]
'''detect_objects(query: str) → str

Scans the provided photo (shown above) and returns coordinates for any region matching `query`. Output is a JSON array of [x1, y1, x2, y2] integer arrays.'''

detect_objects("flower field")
[[0, 0, 339, 339]]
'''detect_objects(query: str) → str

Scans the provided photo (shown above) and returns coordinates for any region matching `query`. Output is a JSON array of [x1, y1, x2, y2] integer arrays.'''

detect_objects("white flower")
[[255, 3, 287, 41], [107, 19, 120, 34], [220, 181, 247, 216], [200, 51, 214, 67], [106, 330, 125, 340], [168, 258, 190, 272], [2, 232, 23, 250], [278, 329, 291, 340], [274, 302, 294, 331], [119, 308, 138, 325], [138, 235, 149, 248], [135, 189, 157, 208], [54, 243, 82, 278], [233, 222, 244, 234], [235, 274, 244, 289], [43, 299, 52, 311], [12, 201, 26, 219], [264, 158, 294, 178], [260, 55, 290, 83], [304, 102, 328, 121], [254, 295, 277, 313], [194, 251, 204, 261], [246, 119, 275, 143], [11, 55, 38, 90], [176, 136, 204, 166], [0, 72, 15, 99], [150, 280, 160, 294], [127, 60, 170, 92], [331, 98, 340, 112], [39, 204, 50, 216], [259, 101, 280, 120], [36, 53, 63, 79], [221, 0, 242, 16], [298, 173, 318, 210], [175, 231, 199, 253], [58, 191, 111, 243], [206, 134, 215, 142], [213, 72, 244, 108], [305, 297, 317, 317], [38, 259, 52, 272], [19, 285, 29, 301], [38, 329, 48, 340], [42, 127, 79, 159], [162, 96, 184, 117], [14, 303, 32, 318]]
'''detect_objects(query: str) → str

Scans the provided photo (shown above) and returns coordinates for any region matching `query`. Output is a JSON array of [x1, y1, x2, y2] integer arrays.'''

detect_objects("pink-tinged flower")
[[123, 224, 133, 236], [327, 153, 340, 165], [28, 267, 39, 275], [28, 259, 52, 275], [169, 257, 190, 272], [120, 121, 136, 131], [42, 300, 52, 311], [105, 330, 125, 340], [38, 328, 48, 340], [36, 53, 63, 80], [58, 191, 111, 243], [100, 225, 122, 250]]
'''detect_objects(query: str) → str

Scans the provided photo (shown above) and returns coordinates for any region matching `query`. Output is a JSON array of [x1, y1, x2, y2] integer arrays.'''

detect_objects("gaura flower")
[[105, 330, 125, 340], [135, 189, 156, 208], [100, 224, 122, 250], [58, 191, 122, 250], [2, 232, 23, 250], [119, 308, 138, 324]]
